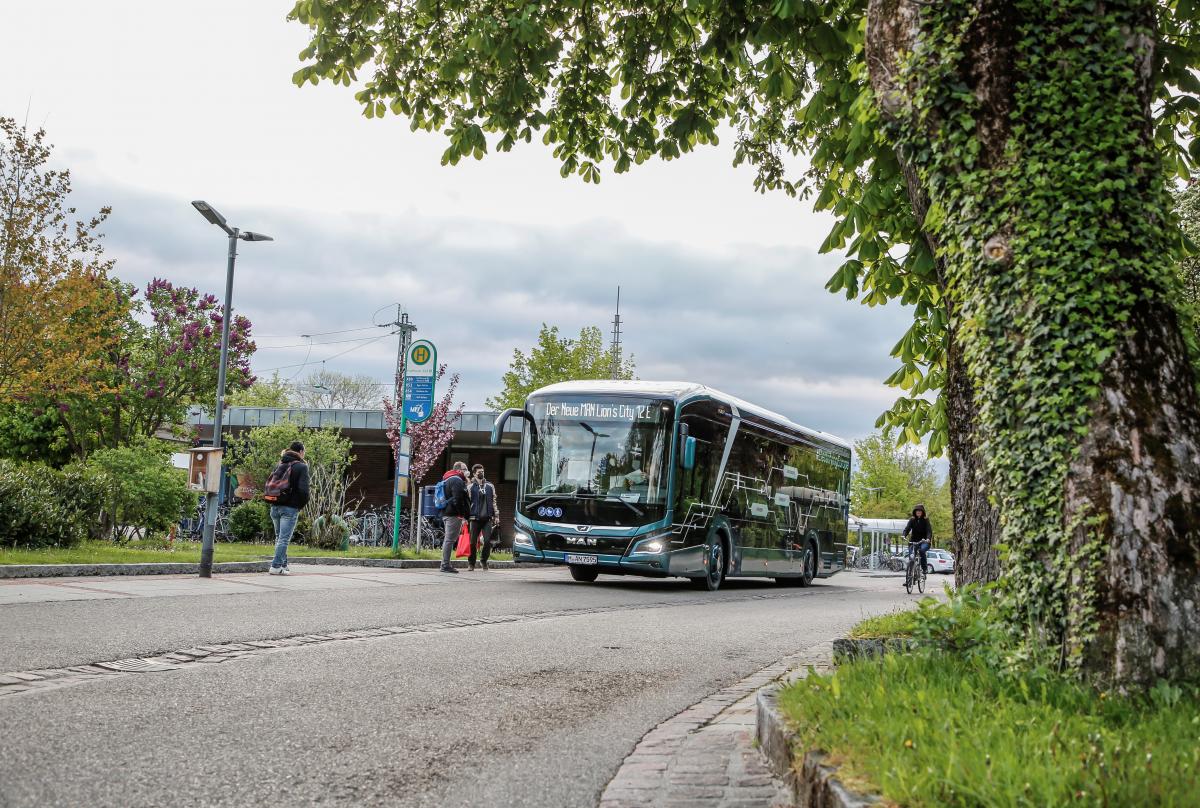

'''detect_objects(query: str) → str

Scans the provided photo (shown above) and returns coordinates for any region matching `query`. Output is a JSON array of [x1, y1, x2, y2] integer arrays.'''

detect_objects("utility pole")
[[610, 286, 622, 379], [382, 306, 417, 547]]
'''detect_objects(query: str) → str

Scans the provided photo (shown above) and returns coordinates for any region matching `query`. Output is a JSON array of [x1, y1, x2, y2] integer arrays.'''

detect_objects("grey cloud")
[[75, 182, 914, 441]]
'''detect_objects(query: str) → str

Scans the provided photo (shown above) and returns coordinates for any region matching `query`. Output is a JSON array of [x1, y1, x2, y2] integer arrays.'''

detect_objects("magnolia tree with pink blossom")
[[57, 277, 256, 455], [383, 363, 465, 498]]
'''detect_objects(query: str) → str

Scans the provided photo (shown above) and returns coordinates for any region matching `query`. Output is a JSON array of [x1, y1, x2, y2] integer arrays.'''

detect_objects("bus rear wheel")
[[798, 539, 819, 587], [689, 536, 726, 591], [569, 565, 599, 583]]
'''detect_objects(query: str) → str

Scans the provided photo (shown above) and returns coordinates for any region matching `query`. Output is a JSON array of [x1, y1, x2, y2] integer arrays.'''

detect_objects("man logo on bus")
[[411, 345, 431, 364]]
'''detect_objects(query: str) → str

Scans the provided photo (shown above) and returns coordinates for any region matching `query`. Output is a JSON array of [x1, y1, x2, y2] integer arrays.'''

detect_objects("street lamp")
[[191, 200, 273, 578]]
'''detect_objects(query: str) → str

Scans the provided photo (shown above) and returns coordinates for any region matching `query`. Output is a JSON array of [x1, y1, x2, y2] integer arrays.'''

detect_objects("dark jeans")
[[468, 519, 494, 565]]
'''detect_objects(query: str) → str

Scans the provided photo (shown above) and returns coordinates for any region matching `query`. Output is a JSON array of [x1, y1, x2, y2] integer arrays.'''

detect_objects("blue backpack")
[[433, 478, 449, 511]]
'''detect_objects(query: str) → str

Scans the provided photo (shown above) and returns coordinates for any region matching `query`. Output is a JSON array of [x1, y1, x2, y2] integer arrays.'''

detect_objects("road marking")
[[0, 588, 838, 700]]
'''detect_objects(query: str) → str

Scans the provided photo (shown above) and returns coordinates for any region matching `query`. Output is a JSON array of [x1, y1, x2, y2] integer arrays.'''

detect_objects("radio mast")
[[610, 286, 622, 379]]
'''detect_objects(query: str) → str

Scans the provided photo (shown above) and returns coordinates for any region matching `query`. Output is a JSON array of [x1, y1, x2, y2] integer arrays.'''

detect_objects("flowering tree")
[[383, 363, 465, 490], [58, 278, 256, 456]]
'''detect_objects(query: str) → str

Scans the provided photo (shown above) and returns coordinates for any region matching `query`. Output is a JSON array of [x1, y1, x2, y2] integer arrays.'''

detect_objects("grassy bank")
[[779, 599, 1200, 806], [0, 540, 512, 565]]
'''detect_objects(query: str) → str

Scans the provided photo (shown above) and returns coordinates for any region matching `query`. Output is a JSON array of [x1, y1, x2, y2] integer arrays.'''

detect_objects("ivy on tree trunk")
[[867, 0, 1200, 684]]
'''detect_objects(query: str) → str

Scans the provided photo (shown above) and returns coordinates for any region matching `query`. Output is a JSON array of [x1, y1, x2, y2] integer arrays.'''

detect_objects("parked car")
[[926, 549, 955, 574]]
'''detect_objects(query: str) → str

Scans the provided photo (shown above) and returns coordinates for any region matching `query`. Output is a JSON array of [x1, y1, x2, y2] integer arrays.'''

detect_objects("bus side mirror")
[[491, 408, 531, 445], [682, 436, 697, 470]]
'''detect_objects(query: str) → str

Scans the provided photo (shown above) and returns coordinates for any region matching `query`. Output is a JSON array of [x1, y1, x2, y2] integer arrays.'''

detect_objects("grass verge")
[[0, 540, 512, 565], [846, 609, 919, 639], [779, 600, 1200, 806]]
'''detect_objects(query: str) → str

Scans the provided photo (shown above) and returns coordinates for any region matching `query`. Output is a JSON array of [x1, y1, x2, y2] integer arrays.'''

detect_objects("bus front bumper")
[[513, 546, 671, 576]]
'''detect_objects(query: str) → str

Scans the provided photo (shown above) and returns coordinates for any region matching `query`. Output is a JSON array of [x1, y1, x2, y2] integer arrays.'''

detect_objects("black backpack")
[[262, 461, 295, 503]]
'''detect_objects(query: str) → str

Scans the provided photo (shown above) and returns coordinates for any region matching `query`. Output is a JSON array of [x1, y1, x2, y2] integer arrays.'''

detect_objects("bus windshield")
[[523, 396, 673, 519]]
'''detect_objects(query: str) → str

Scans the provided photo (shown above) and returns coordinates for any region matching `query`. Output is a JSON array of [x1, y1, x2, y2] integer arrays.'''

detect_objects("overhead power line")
[[252, 324, 381, 339], [256, 331, 396, 373], [254, 333, 393, 350]]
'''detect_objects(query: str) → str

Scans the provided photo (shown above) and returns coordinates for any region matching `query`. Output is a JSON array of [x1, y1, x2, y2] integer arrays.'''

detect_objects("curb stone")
[[0, 557, 520, 579], [830, 637, 919, 664], [599, 643, 835, 808], [756, 686, 883, 807], [0, 561, 271, 579]]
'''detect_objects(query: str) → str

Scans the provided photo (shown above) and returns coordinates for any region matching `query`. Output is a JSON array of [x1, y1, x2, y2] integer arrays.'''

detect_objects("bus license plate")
[[565, 553, 598, 565]]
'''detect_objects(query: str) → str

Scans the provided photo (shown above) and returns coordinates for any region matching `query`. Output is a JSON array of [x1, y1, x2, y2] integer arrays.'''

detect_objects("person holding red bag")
[[438, 461, 471, 574]]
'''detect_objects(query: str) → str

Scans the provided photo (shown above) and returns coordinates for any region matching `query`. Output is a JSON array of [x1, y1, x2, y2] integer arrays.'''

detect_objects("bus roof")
[[528, 380, 851, 451]]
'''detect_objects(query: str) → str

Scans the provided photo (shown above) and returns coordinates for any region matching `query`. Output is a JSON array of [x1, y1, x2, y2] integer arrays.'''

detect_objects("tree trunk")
[[945, 335, 1001, 585], [1066, 299, 1200, 682], [867, 0, 1200, 683], [866, 0, 1002, 588]]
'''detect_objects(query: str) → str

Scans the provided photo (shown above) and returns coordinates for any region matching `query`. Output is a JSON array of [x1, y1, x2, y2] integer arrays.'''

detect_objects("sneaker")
[[468, 563, 476, 572], [279, 567, 291, 576], [481, 561, 489, 571], [440, 565, 459, 574], [269, 566, 282, 575]]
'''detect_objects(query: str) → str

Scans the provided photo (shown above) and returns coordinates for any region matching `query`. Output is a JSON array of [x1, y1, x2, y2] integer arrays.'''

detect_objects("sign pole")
[[393, 337, 435, 550], [390, 321, 415, 551]]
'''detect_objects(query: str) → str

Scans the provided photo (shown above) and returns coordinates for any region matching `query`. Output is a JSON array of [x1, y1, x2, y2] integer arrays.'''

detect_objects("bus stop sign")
[[403, 339, 437, 423]]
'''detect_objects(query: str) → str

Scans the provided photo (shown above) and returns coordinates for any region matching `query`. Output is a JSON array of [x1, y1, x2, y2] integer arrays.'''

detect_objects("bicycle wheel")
[[904, 562, 914, 594], [917, 565, 926, 593]]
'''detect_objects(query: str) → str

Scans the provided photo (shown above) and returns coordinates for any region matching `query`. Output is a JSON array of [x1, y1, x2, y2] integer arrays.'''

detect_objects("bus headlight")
[[513, 531, 535, 549], [632, 539, 664, 554]]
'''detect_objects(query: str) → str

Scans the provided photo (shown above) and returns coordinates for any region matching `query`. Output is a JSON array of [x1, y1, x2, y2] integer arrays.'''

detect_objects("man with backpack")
[[438, 461, 471, 573], [262, 441, 310, 575]]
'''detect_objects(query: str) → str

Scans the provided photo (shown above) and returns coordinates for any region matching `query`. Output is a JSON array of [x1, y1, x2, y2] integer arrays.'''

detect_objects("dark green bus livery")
[[491, 381, 851, 590]]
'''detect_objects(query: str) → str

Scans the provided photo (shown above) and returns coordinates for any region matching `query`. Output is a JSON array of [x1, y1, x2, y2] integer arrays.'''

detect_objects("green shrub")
[[309, 514, 350, 550], [228, 500, 272, 542], [0, 460, 90, 549], [86, 443, 196, 541]]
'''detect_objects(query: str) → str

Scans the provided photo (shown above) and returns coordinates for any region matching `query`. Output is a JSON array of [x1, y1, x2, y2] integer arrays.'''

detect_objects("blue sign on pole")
[[402, 339, 437, 423]]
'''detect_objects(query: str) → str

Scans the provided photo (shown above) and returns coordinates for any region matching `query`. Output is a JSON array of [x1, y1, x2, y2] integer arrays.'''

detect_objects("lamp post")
[[192, 200, 273, 578], [579, 422, 608, 493]]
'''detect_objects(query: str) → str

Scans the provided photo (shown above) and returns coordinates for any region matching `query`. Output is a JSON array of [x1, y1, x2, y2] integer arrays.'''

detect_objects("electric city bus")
[[490, 381, 851, 590]]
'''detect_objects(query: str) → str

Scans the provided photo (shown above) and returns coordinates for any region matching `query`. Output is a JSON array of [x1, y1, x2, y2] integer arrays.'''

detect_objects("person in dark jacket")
[[902, 503, 932, 581], [439, 461, 471, 573], [467, 464, 499, 571], [269, 441, 310, 575]]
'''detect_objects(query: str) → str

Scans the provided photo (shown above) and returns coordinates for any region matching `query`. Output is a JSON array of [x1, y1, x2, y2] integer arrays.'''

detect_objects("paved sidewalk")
[[600, 642, 834, 808], [0, 564, 549, 606]]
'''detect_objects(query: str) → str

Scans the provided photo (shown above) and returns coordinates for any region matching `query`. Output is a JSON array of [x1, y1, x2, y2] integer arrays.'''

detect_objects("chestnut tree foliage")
[[486, 323, 634, 410], [288, 1, 1200, 684]]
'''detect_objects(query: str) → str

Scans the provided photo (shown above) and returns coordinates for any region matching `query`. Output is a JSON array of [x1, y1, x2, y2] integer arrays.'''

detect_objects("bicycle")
[[904, 547, 927, 594]]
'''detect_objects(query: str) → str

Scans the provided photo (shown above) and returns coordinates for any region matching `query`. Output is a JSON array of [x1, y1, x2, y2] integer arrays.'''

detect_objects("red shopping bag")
[[454, 523, 471, 558]]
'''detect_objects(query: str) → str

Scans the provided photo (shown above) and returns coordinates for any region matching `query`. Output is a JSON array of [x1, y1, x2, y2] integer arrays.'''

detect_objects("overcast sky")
[[2, 1, 915, 443]]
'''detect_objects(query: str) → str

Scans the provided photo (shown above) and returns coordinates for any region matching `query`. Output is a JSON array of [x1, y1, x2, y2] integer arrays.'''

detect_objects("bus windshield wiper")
[[610, 497, 645, 518], [523, 492, 580, 510]]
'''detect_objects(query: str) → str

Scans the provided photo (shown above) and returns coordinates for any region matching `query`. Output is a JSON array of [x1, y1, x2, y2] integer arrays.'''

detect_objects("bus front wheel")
[[689, 536, 727, 591], [569, 565, 599, 583]]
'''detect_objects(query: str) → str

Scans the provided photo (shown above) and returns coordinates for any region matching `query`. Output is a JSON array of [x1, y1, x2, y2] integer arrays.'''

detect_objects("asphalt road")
[[0, 566, 916, 807]]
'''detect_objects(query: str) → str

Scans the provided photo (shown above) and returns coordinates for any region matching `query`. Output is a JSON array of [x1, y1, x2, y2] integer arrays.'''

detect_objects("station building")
[[191, 407, 523, 543]]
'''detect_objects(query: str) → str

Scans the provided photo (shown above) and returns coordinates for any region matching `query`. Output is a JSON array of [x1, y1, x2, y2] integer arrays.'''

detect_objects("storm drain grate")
[[94, 658, 181, 673]]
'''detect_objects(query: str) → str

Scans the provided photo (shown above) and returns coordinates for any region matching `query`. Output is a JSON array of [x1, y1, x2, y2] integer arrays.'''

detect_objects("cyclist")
[[902, 503, 932, 585]]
